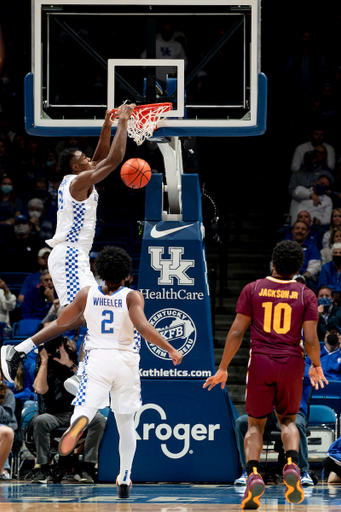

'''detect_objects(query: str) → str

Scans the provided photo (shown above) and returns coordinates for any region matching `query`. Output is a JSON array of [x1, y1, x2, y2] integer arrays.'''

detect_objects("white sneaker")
[[234, 470, 248, 485], [300, 470, 314, 486], [64, 374, 81, 396]]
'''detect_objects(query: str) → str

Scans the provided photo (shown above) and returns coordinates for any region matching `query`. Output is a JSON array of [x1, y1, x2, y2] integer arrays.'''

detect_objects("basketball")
[[120, 158, 152, 189]]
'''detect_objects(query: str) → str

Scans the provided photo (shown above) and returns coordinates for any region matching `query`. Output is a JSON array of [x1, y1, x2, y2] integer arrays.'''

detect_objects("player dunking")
[[204, 240, 328, 509], [1, 103, 135, 387], [1, 245, 183, 498]]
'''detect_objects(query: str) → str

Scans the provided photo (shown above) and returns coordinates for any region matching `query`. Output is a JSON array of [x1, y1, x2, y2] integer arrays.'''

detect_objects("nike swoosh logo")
[[150, 224, 194, 238]]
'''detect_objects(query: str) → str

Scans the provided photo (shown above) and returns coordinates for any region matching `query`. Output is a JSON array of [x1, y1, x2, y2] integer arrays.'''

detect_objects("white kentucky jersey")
[[45, 174, 98, 253], [83, 285, 141, 354]]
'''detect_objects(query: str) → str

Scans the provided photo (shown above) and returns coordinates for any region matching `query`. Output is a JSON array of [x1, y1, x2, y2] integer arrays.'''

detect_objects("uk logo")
[[149, 246, 195, 286]]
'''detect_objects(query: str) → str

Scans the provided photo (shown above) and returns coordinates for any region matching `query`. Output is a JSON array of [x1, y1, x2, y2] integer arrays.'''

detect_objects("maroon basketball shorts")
[[245, 352, 305, 418]]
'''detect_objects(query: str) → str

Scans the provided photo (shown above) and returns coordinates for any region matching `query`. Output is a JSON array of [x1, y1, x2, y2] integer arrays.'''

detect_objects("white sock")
[[114, 412, 136, 485], [15, 338, 36, 355], [71, 405, 97, 425]]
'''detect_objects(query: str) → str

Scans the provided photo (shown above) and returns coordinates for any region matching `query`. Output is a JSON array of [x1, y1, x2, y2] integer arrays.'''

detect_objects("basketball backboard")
[[26, 0, 267, 137]]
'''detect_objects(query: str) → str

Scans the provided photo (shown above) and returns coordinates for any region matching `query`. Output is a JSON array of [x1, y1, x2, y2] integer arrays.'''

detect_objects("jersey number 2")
[[101, 310, 114, 334], [262, 302, 292, 334]]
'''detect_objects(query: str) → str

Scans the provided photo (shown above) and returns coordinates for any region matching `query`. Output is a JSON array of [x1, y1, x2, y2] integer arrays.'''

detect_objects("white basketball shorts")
[[48, 242, 97, 306], [72, 349, 142, 414]]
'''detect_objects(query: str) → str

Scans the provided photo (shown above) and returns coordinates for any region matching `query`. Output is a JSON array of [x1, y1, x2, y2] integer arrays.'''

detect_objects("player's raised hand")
[[309, 365, 329, 390], [168, 348, 183, 366], [104, 109, 115, 126], [203, 368, 228, 391], [116, 103, 136, 121]]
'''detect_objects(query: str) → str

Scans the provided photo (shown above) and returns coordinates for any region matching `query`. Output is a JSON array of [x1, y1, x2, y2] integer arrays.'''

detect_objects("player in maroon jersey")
[[204, 240, 328, 509]]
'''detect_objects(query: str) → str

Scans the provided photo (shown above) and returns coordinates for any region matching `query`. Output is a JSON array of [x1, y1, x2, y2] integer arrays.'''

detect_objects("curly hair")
[[95, 245, 132, 284], [272, 240, 304, 278], [58, 148, 80, 174]]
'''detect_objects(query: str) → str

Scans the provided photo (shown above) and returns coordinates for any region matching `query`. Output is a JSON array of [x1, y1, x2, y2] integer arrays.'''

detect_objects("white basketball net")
[[127, 103, 172, 146]]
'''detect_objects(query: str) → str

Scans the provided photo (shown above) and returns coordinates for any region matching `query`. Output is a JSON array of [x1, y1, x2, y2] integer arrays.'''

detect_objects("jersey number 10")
[[262, 302, 292, 335]]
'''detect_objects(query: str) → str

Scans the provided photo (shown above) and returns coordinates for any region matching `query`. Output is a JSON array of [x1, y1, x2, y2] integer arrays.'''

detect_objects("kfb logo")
[[149, 246, 195, 285], [146, 308, 196, 360], [135, 403, 220, 459]]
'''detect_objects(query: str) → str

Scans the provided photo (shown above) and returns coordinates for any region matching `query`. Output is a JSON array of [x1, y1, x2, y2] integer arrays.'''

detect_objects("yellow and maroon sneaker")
[[241, 468, 265, 509], [283, 458, 305, 504], [58, 416, 88, 457]]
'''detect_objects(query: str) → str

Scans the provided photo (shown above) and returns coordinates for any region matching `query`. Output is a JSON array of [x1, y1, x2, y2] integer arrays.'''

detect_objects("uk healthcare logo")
[[146, 308, 197, 360], [134, 403, 220, 459]]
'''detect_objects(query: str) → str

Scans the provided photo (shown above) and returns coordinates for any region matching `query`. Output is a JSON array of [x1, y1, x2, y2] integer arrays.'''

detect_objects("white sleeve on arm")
[[291, 146, 305, 172], [306, 259, 322, 276], [292, 186, 312, 200]]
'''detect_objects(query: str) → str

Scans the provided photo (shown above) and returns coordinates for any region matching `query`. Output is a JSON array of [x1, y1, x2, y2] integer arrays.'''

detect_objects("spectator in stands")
[[30, 335, 106, 484], [140, 21, 188, 87], [0, 140, 13, 175], [289, 175, 333, 229], [282, 211, 322, 247], [320, 83, 339, 134], [291, 220, 321, 287], [18, 247, 51, 304], [0, 275, 16, 328], [291, 126, 335, 173], [41, 298, 61, 325], [322, 208, 341, 248], [321, 227, 341, 265], [21, 270, 57, 321], [317, 286, 341, 340], [306, 324, 341, 380], [288, 150, 333, 200], [46, 164, 63, 203], [318, 243, 341, 294], [33, 177, 57, 222], [0, 367, 17, 480], [7, 360, 35, 407], [2, 215, 44, 272], [0, 175, 22, 225], [27, 198, 54, 242], [314, 145, 334, 174]]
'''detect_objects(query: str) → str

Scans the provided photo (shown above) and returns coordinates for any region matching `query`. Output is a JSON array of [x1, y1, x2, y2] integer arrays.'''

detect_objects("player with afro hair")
[[95, 245, 132, 285], [272, 240, 304, 279]]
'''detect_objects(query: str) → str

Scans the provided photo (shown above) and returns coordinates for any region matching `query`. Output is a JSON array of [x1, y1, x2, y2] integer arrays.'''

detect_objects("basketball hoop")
[[110, 103, 173, 146]]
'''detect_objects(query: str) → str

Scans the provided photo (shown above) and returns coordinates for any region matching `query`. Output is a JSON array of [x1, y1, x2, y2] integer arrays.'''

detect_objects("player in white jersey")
[[1, 246, 183, 498], [46, 102, 135, 308]]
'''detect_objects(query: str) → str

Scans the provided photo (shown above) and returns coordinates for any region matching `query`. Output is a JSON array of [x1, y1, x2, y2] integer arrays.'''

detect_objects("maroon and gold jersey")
[[236, 276, 318, 359]]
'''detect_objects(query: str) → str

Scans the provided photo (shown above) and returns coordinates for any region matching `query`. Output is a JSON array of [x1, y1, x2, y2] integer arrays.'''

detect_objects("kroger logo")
[[134, 403, 220, 459], [146, 308, 197, 360]]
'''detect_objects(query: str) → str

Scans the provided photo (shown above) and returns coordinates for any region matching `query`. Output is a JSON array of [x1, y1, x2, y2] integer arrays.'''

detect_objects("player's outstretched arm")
[[303, 319, 329, 390], [127, 290, 183, 365], [203, 313, 251, 391], [23, 288, 89, 348], [74, 103, 135, 191], [91, 110, 115, 163]]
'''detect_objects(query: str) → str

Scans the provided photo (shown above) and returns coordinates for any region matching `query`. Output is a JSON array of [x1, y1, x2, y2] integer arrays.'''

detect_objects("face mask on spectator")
[[333, 255, 341, 267], [318, 297, 332, 307], [1, 185, 13, 194], [327, 332, 339, 346], [28, 210, 42, 219], [14, 224, 29, 235], [315, 184, 327, 196]]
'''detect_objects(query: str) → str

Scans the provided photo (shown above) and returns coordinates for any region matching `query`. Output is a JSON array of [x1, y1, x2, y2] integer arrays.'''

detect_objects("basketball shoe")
[[241, 469, 265, 509], [283, 458, 305, 504], [59, 416, 88, 457], [116, 477, 132, 498], [1, 346, 26, 383], [64, 374, 81, 396]]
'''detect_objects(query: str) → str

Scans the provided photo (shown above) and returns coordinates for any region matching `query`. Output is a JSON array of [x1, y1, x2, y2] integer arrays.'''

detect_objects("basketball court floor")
[[1, 481, 341, 511]]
